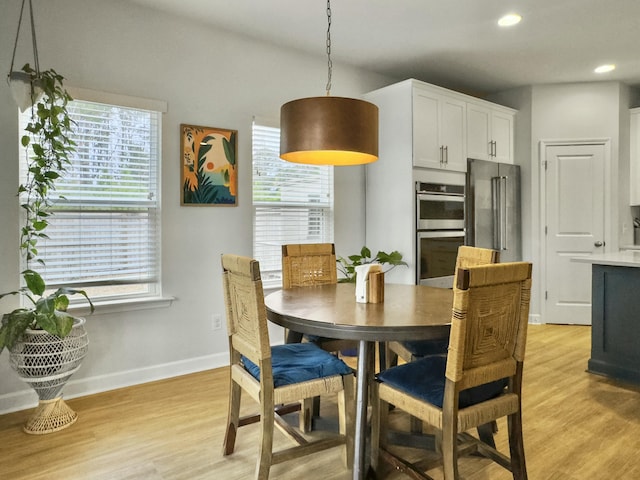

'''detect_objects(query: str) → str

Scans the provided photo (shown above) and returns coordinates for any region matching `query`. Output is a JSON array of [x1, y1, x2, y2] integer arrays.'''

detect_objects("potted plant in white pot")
[[336, 246, 408, 283], [0, 64, 94, 434]]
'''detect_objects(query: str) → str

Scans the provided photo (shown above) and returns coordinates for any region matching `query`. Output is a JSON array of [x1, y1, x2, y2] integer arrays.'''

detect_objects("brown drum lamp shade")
[[279, 0, 379, 166], [280, 96, 379, 166]]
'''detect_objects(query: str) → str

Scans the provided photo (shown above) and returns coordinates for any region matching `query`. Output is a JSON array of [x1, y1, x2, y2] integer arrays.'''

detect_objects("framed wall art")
[[181, 124, 238, 206]]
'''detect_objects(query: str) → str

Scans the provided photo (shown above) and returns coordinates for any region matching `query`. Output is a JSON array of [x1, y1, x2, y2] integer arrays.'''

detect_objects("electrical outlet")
[[212, 313, 223, 331]]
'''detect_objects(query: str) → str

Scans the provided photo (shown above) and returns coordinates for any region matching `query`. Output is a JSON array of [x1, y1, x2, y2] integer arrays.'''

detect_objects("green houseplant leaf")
[[336, 246, 408, 283]]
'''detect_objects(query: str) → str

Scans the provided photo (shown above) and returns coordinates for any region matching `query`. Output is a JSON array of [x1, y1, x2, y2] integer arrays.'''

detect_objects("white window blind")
[[19, 99, 161, 301], [252, 121, 334, 287]]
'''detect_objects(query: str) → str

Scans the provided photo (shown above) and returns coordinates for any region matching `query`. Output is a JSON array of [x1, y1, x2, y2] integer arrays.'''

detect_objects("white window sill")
[[68, 295, 176, 316]]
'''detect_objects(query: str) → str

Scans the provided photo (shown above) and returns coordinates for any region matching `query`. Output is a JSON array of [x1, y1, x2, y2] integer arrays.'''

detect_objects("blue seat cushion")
[[377, 355, 508, 409], [401, 338, 449, 357], [304, 334, 357, 357], [242, 342, 353, 388]]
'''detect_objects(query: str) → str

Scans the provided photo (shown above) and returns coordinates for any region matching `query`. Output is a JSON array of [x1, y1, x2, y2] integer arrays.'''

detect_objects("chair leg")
[[370, 382, 388, 475], [386, 347, 399, 370], [223, 380, 242, 456], [441, 414, 459, 480], [339, 374, 355, 468], [312, 395, 321, 418], [477, 422, 496, 448], [410, 415, 423, 434], [300, 398, 313, 433], [256, 398, 275, 480], [508, 411, 528, 480]]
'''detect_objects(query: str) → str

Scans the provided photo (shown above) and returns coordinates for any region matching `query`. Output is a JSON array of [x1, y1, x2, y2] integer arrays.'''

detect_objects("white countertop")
[[572, 250, 640, 267]]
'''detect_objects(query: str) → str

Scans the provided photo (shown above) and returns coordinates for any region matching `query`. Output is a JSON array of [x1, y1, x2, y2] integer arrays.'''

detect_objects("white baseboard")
[[0, 352, 228, 415], [529, 313, 542, 324]]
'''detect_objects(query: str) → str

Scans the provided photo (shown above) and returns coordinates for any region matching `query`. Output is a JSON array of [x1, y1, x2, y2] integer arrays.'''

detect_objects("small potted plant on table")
[[336, 246, 408, 282]]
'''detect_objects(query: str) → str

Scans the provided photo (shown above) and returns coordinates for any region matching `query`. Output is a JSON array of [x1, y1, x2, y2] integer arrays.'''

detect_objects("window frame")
[[18, 87, 172, 312]]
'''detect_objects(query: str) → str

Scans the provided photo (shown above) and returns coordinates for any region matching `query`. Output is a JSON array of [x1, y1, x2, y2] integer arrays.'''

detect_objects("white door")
[[544, 143, 606, 325]]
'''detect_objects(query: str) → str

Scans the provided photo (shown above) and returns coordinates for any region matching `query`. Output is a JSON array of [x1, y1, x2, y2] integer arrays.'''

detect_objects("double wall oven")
[[416, 181, 465, 287]]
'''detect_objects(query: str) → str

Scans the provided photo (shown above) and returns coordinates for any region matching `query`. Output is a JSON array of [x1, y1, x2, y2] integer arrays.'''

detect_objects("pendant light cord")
[[325, 0, 332, 96], [9, 0, 40, 76]]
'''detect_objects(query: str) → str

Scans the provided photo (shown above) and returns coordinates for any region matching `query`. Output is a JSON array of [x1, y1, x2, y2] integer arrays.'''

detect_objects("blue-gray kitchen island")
[[573, 250, 640, 385]]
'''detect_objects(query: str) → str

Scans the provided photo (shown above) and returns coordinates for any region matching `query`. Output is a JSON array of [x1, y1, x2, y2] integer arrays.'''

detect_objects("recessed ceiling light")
[[594, 64, 616, 74], [498, 13, 522, 27]]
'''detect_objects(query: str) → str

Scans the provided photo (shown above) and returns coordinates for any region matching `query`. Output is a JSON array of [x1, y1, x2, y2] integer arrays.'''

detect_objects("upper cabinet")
[[466, 102, 515, 164], [364, 79, 516, 173], [630, 108, 640, 206], [413, 87, 467, 171]]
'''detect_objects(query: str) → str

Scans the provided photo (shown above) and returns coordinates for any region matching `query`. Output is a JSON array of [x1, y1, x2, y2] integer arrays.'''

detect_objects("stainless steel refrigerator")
[[465, 158, 521, 262]]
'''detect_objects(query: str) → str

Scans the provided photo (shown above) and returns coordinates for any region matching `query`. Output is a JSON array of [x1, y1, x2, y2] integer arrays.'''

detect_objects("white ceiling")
[[128, 0, 640, 95]]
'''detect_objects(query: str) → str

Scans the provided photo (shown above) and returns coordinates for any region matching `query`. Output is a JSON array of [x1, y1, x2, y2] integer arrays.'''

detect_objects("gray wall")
[[0, 0, 396, 412]]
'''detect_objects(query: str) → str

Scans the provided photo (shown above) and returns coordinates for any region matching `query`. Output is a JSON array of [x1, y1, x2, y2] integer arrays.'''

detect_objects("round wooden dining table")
[[264, 282, 453, 480]]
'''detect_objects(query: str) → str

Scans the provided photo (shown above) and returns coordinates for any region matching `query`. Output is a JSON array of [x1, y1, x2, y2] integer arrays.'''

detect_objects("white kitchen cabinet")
[[467, 102, 515, 164], [413, 87, 466, 171], [362, 79, 516, 285], [631, 108, 640, 206]]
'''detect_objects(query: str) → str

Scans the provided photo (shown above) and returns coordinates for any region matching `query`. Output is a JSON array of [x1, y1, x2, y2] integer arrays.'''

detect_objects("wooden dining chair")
[[282, 243, 359, 430], [386, 246, 501, 436], [221, 254, 355, 480], [371, 261, 532, 480], [386, 245, 500, 366], [282, 243, 358, 355]]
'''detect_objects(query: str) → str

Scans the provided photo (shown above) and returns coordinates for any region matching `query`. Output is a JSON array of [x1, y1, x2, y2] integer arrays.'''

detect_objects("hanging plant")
[[0, 64, 94, 353]]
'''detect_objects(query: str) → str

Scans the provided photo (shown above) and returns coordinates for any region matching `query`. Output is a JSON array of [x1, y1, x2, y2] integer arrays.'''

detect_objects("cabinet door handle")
[[445, 146, 449, 165], [439, 146, 443, 165], [493, 140, 497, 157]]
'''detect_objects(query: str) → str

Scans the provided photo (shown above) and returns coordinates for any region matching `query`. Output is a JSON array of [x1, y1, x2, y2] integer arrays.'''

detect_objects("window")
[[252, 120, 334, 288], [19, 92, 164, 303]]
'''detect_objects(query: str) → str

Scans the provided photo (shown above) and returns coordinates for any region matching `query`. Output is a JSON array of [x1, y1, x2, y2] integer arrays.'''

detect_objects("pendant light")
[[7, 0, 43, 112], [280, 0, 379, 166]]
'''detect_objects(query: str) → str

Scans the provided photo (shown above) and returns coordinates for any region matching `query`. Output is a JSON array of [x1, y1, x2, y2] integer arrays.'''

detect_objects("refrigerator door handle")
[[500, 176, 508, 251], [492, 175, 508, 251], [491, 176, 501, 250]]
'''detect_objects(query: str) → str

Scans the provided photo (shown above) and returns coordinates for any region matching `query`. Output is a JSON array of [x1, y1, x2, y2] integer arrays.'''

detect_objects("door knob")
[[594, 241, 603, 247]]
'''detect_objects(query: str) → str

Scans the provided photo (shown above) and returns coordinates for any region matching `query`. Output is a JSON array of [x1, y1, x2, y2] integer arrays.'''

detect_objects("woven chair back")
[[221, 254, 271, 367], [282, 243, 338, 289], [452, 245, 500, 290], [446, 262, 532, 391]]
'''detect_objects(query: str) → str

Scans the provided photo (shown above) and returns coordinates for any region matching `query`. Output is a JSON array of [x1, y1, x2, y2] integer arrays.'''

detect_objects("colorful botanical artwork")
[[181, 124, 237, 206]]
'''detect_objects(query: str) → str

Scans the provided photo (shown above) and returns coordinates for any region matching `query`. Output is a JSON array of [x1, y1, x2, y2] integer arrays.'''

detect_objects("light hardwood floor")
[[3, 324, 640, 479]]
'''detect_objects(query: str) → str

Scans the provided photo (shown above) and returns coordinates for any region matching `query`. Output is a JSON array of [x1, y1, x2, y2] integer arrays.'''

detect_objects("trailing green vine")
[[0, 64, 93, 352], [18, 64, 75, 267]]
